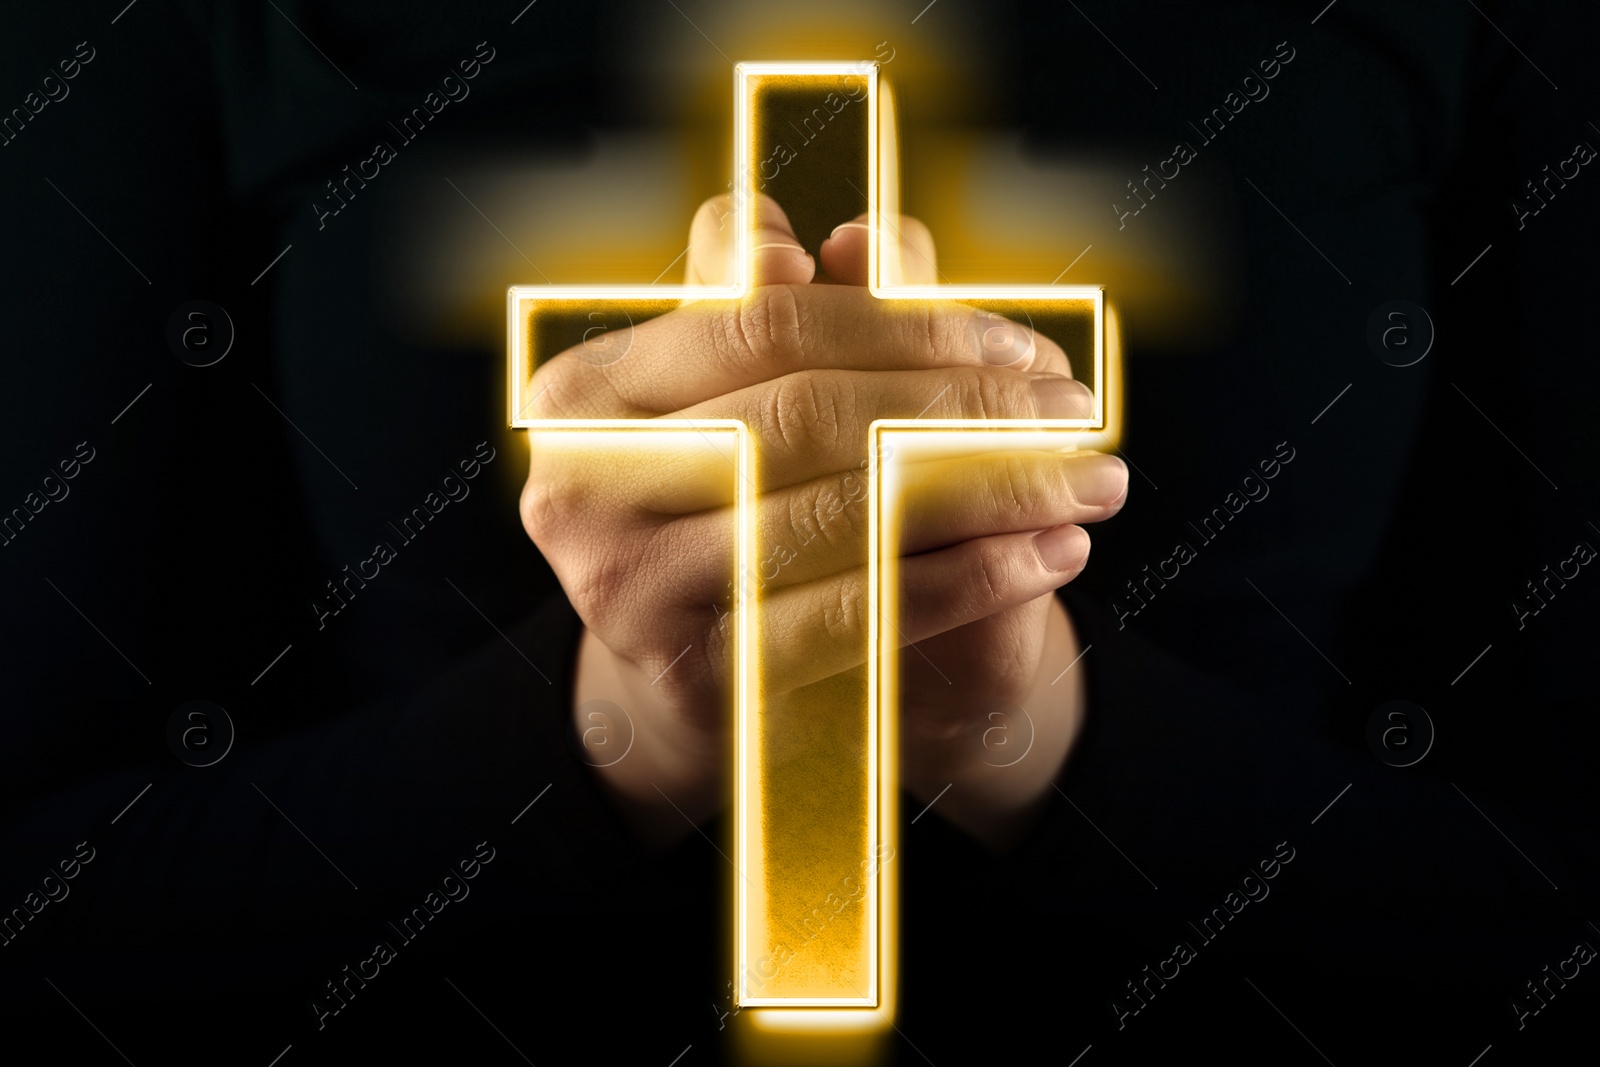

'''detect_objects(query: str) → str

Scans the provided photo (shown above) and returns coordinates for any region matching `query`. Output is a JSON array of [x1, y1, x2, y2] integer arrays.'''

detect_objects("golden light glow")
[[507, 60, 1118, 1030]]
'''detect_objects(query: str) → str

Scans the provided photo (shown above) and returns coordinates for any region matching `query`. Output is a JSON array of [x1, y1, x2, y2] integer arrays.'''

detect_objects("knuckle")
[[966, 541, 1015, 610], [531, 352, 630, 420], [519, 472, 566, 544], [801, 474, 863, 552], [994, 455, 1039, 517], [822, 580, 865, 645], [732, 284, 805, 369], [907, 302, 945, 362], [527, 358, 574, 419], [957, 371, 1022, 421], [768, 373, 839, 455], [521, 481, 649, 625], [923, 303, 972, 364]]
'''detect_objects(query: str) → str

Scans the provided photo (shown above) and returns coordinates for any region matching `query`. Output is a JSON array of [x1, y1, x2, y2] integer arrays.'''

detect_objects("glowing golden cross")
[[508, 61, 1116, 1024]]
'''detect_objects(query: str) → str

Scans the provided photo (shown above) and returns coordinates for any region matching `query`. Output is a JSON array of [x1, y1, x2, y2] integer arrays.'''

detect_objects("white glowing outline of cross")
[[508, 61, 1112, 1016]]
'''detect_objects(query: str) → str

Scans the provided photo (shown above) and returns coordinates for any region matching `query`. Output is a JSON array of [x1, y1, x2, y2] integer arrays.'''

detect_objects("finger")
[[530, 285, 1072, 418], [658, 448, 1125, 601], [758, 523, 1091, 693], [759, 449, 1121, 582], [818, 214, 1075, 380], [674, 366, 1095, 490], [819, 212, 939, 286], [685, 194, 814, 288], [542, 438, 1120, 595], [896, 450, 1128, 555], [521, 428, 746, 540]]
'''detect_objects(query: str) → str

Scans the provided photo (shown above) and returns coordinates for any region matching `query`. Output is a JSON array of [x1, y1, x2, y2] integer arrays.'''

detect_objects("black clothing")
[[2, 2, 1595, 1062]]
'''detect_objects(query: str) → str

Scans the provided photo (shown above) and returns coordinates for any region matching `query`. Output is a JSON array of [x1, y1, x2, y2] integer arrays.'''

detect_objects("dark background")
[[1, 1, 1596, 1064]]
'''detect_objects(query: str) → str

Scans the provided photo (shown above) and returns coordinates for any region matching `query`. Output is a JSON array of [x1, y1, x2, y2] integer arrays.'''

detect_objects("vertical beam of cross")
[[508, 61, 1116, 1021]]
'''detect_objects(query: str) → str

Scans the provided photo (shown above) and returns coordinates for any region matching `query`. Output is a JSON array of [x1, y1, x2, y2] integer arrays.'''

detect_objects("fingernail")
[[972, 310, 1037, 369], [1066, 454, 1128, 507], [751, 241, 810, 255], [1029, 376, 1096, 419], [828, 222, 872, 240], [1034, 524, 1090, 572]]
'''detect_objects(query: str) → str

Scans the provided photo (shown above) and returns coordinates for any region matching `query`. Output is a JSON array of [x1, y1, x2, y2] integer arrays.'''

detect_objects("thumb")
[[818, 212, 939, 287], [685, 193, 815, 288]]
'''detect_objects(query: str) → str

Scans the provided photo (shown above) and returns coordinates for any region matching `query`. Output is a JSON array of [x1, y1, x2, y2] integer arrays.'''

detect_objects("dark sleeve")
[[897, 585, 1584, 1055], [0, 594, 660, 966], [0, 0, 637, 961]]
